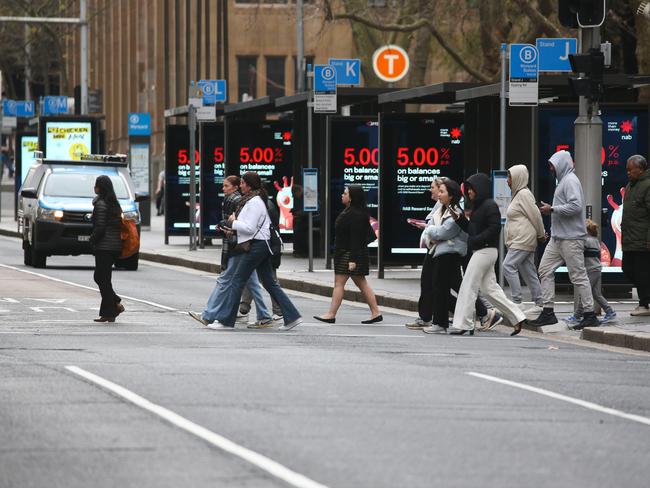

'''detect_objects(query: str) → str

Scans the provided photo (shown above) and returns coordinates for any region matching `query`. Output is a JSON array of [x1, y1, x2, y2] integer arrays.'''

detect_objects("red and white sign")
[[372, 45, 410, 83]]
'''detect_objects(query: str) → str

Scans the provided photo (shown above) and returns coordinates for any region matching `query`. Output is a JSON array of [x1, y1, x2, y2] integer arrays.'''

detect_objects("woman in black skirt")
[[314, 185, 382, 324]]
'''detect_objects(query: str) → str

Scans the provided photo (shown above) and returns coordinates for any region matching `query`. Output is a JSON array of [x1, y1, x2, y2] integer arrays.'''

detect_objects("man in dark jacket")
[[450, 173, 527, 336], [621, 155, 650, 316]]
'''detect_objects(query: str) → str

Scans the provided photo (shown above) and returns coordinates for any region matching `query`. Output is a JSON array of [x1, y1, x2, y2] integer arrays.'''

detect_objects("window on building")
[[237, 56, 258, 101], [293, 55, 314, 92], [266, 56, 286, 98], [235, 0, 289, 4]]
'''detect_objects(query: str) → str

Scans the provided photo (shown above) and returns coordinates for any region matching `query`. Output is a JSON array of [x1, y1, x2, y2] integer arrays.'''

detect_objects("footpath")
[[1, 188, 649, 353]]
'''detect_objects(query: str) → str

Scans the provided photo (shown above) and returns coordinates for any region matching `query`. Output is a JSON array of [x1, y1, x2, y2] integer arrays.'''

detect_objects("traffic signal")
[[558, 0, 607, 28], [568, 48, 605, 100]]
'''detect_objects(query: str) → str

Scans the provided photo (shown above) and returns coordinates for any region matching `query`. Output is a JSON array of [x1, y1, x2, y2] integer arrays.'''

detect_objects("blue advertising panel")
[[128, 112, 152, 136], [536, 38, 577, 72], [538, 106, 649, 276], [328, 58, 361, 86]]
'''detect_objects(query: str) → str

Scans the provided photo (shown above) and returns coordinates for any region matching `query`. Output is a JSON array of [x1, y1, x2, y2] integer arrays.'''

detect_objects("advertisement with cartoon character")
[[227, 120, 294, 234], [44, 121, 93, 161], [538, 106, 649, 273]]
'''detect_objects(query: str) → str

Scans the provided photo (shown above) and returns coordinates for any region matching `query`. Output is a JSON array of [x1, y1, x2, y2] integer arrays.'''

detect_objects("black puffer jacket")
[[464, 173, 501, 251], [90, 197, 122, 252]]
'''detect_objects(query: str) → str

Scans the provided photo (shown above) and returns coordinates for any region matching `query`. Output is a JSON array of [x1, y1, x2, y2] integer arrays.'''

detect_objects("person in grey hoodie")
[[530, 150, 599, 329], [503, 164, 545, 312]]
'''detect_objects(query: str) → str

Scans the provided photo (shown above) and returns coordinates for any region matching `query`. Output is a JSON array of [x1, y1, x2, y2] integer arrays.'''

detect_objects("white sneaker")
[[422, 324, 447, 334], [630, 305, 650, 316], [272, 314, 284, 322], [405, 318, 431, 330], [247, 318, 274, 329], [524, 305, 544, 316], [188, 311, 209, 326], [206, 321, 235, 330], [278, 318, 302, 331]]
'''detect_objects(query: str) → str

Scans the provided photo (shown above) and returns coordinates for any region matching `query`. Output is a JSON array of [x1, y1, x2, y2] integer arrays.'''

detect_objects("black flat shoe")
[[94, 316, 115, 323], [116, 303, 125, 316], [449, 328, 474, 336], [511, 320, 524, 336], [361, 315, 383, 324], [314, 315, 336, 324]]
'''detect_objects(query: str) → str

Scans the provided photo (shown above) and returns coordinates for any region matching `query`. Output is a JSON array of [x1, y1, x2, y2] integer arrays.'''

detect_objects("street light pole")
[[574, 27, 602, 232], [296, 0, 304, 93], [79, 0, 88, 114]]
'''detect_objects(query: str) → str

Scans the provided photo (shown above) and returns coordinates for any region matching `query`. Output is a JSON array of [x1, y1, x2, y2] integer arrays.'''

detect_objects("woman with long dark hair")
[[314, 185, 382, 324], [90, 175, 124, 322], [189, 171, 301, 330]]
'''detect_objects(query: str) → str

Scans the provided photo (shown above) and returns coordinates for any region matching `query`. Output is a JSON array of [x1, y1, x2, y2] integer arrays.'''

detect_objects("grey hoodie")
[[548, 150, 586, 240]]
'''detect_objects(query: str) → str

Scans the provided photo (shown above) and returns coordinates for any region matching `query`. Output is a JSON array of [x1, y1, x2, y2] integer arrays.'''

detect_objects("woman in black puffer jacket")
[[449, 173, 526, 336], [90, 175, 124, 322]]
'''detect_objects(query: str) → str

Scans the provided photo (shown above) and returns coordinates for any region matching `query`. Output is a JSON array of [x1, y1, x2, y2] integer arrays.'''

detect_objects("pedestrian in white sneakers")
[[529, 150, 599, 330], [449, 173, 527, 336], [621, 155, 650, 317], [503, 164, 545, 315]]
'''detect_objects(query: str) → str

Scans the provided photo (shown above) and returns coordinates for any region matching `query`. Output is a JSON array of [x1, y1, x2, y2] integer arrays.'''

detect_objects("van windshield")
[[43, 173, 129, 199]]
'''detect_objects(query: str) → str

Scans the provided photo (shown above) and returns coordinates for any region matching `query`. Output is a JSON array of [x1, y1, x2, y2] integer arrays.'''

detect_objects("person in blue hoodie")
[[529, 150, 599, 329]]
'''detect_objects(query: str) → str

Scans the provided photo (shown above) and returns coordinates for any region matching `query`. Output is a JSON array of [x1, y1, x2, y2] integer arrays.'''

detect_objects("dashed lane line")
[[467, 371, 650, 427], [65, 366, 328, 488]]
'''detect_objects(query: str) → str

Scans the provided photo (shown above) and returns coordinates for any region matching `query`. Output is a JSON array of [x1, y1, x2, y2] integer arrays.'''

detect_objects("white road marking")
[[30, 306, 77, 313], [0, 298, 20, 303], [65, 366, 328, 488], [0, 263, 177, 312], [468, 372, 650, 427]]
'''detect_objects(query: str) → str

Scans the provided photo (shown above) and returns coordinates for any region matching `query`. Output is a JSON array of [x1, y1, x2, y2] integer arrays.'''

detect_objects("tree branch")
[[511, 0, 561, 37], [326, 9, 490, 82]]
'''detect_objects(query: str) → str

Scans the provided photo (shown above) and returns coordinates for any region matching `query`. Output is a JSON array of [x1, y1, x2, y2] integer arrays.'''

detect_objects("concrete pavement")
[[2, 188, 649, 352]]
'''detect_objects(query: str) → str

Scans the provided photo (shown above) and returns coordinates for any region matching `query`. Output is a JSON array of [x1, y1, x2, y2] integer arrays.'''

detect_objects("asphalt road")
[[1, 235, 649, 488]]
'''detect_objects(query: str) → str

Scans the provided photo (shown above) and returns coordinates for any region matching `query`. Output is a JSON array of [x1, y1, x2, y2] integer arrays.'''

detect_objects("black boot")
[[572, 311, 600, 330], [529, 307, 558, 326]]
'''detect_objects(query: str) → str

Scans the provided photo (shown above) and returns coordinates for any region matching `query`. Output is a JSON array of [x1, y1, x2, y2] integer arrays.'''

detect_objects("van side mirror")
[[20, 188, 38, 199], [135, 192, 150, 203]]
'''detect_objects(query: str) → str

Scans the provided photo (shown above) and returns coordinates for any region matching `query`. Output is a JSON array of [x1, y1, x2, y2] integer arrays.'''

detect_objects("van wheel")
[[31, 247, 46, 268], [23, 240, 33, 266], [116, 252, 139, 271]]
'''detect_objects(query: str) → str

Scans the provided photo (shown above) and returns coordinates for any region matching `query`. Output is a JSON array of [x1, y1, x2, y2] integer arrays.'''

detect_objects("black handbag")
[[228, 216, 265, 255]]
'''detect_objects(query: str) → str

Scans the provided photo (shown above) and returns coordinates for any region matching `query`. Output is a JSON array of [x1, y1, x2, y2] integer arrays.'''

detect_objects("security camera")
[[638, 1, 650, 20]]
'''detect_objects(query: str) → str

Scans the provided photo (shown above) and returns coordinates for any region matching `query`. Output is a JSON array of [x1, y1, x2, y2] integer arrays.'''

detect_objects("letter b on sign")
[[372, 45, 410, 83]]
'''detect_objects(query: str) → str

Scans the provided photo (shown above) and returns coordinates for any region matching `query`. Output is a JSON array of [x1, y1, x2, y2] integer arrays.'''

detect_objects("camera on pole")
[[568, 48, 605, 101], [558, 0, 607, 28]]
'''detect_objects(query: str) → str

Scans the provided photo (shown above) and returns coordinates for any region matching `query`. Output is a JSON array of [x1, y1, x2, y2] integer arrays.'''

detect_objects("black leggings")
[[418, 253, 487, 324], [94, 250, 121, 317]]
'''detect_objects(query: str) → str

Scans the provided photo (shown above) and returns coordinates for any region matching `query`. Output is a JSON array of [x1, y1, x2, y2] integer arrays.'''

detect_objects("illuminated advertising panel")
[[538, 106, 649, 275], [329, 117, 379, 248], [380, 113, 465, 264], [227, 120, 294, 234], [18, 134, 39, 185], [200, 123, 225, 237], [43, 121, 93, 160], [165, 124, 199, 235]]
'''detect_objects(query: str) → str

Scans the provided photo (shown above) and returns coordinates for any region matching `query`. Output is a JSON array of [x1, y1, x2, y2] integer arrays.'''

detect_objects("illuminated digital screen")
[[43, 121, 93, 160], [329, 117, 379, 249], [19, 135, 39, 185], [200, 123, 225, 237], [227, 120, 294, 234], [165, 124, 199, 235], [538, 106, 649, 276], [380, 113, 465, 264]]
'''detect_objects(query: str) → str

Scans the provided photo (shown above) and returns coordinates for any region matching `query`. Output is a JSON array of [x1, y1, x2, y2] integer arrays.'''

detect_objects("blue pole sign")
[[509, 44, 539, 106], [42, 96, 69, 115], [313, 65, 337, 114], [15, 101, 35, 118], [328, 58, 361, 86], [536, 38, 577, 72], [128, 112, 152, 136], [303, 168, 319, 212], [2, 99, 17, 116], [198, 79, 227, 104]]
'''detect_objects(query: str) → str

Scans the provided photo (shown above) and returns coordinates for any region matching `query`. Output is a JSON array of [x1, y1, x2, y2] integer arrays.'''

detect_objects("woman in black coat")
[[90, 175, 124, 322], [314, 185, 382, 324]]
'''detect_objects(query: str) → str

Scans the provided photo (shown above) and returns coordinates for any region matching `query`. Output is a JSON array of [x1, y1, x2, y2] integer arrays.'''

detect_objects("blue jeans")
[[202, 252, 271, 323], [214, 240, 300, 327]]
